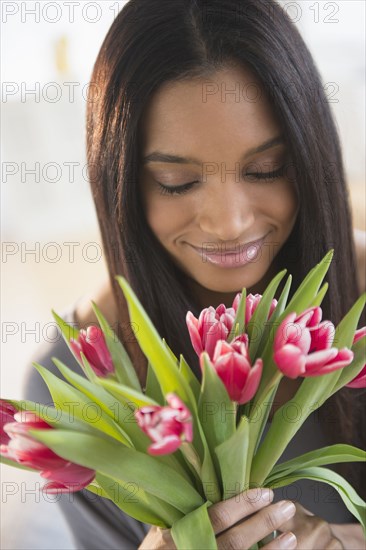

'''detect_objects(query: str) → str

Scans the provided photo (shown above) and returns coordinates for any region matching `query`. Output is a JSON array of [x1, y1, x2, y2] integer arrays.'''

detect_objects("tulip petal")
[[308, 321, 335, 352], [148, 435, 182, 455], [182, 422, 194, 443], [303, 347, 339, 371], [305, 348, 354, 376], [274, 313, 297, 350], [238, 359, 263, 404], [186, 311, 203, 356], [1, 401, 17, 445], [274, 344, 306, 378], [232, 293, 242, 312], [41, 462, 96, 489], [353, 327, 366, 345], [205, 322, 228, 359], [86, 327, 114, 374], [346, 366, 366, 388]]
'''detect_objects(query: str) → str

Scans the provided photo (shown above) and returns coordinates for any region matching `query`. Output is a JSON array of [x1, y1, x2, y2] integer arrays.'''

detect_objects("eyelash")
[[156, 166, 285, 196]]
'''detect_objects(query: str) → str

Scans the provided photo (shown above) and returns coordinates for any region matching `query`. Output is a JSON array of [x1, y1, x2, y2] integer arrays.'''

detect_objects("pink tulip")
[[0, 400, 17, 445], [201, 335, 263, 404], [273, 307, 354, 379], [232, 293, 278, 325], [70, 326, 114, 377], [186, 304, 236, 359], [135, 393, 193, 456], [346, 327, 366, 388], [0, 409, 95, 493]]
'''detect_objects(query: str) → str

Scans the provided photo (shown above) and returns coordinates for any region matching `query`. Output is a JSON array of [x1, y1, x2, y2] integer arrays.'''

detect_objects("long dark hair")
[[86, 0, 365, 498]]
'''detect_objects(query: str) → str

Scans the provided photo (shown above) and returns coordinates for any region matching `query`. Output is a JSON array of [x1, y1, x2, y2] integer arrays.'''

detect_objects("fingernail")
[[244, 487, 274, 504], [277, 531, 297, 549], [276, 500, 296, 517], [258, 488, 274, 501]]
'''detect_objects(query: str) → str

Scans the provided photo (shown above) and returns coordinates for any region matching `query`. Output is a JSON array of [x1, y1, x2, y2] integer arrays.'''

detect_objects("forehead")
[[140, 64, 281, 156]]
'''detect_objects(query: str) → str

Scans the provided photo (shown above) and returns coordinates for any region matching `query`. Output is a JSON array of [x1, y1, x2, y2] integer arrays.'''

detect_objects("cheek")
[[265, 181, 299, 223], [143, 193, 192, 242]]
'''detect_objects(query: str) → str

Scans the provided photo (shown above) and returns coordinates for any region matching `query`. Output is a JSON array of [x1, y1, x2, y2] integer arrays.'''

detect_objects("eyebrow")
[[142, 135, 284, 165]]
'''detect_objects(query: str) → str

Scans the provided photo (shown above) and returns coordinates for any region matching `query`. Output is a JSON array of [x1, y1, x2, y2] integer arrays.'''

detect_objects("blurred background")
[[1, 1, 365, 548]]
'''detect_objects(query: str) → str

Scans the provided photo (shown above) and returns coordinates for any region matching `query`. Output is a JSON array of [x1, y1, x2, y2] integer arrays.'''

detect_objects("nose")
[[198, 178, 255, 242]]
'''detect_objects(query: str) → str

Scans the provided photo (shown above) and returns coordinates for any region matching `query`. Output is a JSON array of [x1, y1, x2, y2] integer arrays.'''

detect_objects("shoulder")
[[353, 228, 366, 294], [74, 278, 119, 329]]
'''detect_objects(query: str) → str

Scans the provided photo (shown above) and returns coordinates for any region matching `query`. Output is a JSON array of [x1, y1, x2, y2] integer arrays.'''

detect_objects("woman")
[[24, 0, 366, 548]]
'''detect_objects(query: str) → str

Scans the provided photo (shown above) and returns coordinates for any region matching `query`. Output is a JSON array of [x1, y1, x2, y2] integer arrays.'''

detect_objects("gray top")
[[22, 304, 356, 550]]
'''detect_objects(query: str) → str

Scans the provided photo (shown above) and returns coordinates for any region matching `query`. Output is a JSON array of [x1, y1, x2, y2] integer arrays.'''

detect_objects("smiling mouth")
[[190, 235, 268, 256], [187, 234, 268, 269]]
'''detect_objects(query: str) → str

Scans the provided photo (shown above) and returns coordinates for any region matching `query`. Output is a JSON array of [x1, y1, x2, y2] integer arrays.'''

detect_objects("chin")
[[196, 272, 261, 294]]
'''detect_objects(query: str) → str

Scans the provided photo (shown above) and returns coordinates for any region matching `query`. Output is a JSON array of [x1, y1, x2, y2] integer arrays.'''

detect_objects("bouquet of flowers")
[[1, 250, 365, 549]]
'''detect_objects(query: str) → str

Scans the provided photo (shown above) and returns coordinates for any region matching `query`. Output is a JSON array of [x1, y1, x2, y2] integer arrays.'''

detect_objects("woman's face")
[[139, 64, 299, 307]]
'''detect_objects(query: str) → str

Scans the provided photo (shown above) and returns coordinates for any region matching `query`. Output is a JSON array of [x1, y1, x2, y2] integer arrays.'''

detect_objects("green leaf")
[[247, 269, 287, 362], [196, 421, 222, 504], [332, 292, 366, 350], [97, 377, 160, 408], [32, 363, 131, 445], [145, 360, 165, 405], [179, 354, 201, 402], [88, 375, 193, 482], [95, 473, 183, 528], [198, 354, 236, 457], [171, 501, 217, 550], [331, 334, 366, 393], [84, 478, 111, 500], [267, 467, 366, 532], [78, 352, 99, 383], [266, 444, 366, 483], [51, 310, 83, 371], [310, 282, 329, 308], [255, 274, 292, 359], [29, 429, 204, 515], [245, 377, 281, 484], [272, 274, 293, 319], [115, 276, 195, 410], [215, 415, 250, 499], [51, 357, 159, 452], [198, 354, 236, 496], [4, 399, 109, 437], [227, 288, 246, 343], [91, 301, 141, 391], [286, 249, 334, 313], [162, 337, 179, 365], [51, 309, 80, 342]]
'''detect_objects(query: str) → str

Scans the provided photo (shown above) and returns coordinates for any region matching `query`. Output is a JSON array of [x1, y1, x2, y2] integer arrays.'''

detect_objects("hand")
[[138, 525, 176, 549], [277, 502, 344, 549], [138, 487, 299, 549]]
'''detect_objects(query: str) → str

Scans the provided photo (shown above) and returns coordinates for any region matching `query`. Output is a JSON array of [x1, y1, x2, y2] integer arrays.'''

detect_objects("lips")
[[188, 235, 268, 269], [191, 236, 267, 257]]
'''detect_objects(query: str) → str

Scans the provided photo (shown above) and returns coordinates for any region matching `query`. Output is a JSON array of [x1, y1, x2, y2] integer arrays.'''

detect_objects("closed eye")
[[155, 165, 286, 196], [155, 180, 198, 196], [245, 165, 285, 181]]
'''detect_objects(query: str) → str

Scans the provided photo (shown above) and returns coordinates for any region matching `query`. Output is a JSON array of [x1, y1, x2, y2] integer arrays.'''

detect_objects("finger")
[[216, 500, 297, 549], [207, 487, 274, 535], [262, 531, 297, 550]]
